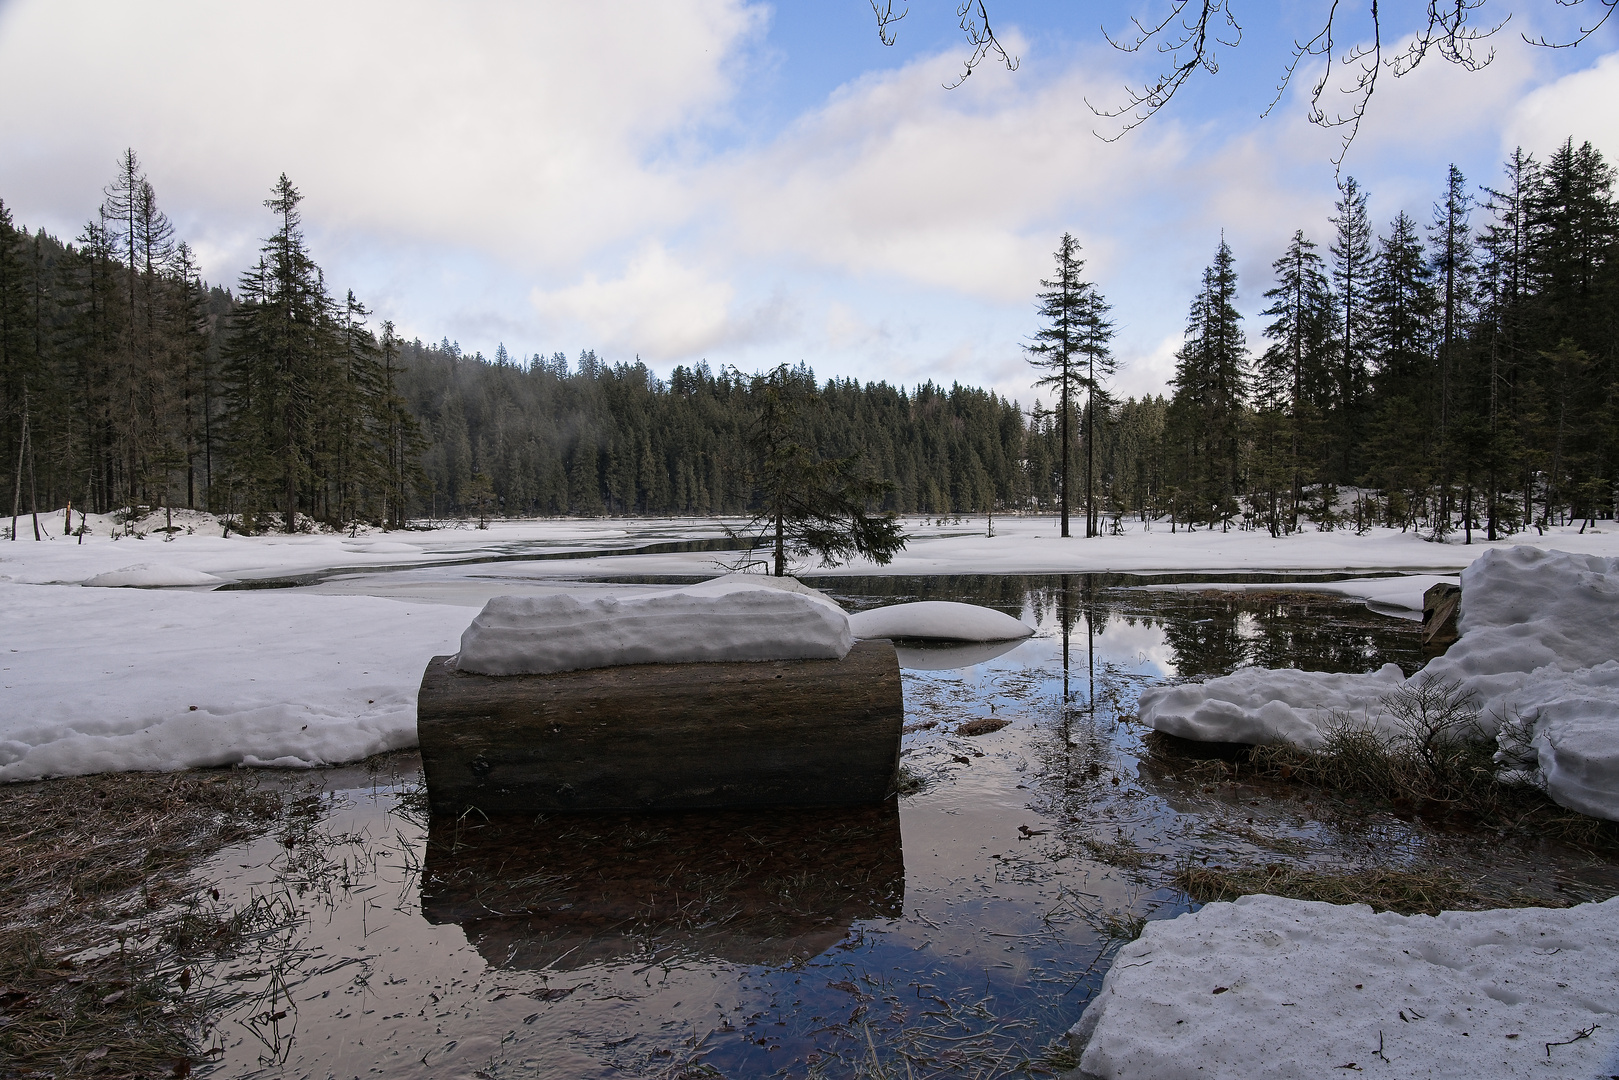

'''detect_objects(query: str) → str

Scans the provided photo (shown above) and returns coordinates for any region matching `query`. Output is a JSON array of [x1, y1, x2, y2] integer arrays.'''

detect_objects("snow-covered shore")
[[1139, 547, 1619, 821], [1070, 894, 1619, 1080], [6, 511, 1618, 587], [3, 514, 1617, 784]]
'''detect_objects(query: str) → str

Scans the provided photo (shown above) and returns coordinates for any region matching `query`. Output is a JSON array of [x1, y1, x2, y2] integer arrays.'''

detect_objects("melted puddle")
[[191, 576, 1618, 1078]]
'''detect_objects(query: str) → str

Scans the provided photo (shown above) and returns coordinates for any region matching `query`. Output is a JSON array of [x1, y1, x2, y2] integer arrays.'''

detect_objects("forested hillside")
[[1, 142, 1613, 536]]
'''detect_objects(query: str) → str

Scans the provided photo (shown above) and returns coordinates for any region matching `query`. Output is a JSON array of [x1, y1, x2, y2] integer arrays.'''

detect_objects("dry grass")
[[1175, 862, 1568, 916], [0, 769, 290, 1079]]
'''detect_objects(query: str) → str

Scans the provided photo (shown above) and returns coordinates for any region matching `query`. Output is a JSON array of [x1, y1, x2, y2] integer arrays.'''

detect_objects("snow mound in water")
[[83, 563, 225, 588], [847, 601, 1034, 642], [1138, 548, 1619, 819], [454, 574, 853, 675], [1071, 893, 1619, 1080], [1140, 664, 1407, 750]]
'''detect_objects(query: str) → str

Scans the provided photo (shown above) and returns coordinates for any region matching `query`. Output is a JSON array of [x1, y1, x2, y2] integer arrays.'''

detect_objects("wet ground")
[[187, 576, 1619, 1079]]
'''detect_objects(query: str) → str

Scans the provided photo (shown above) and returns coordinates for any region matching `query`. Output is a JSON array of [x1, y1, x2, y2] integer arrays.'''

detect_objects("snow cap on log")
[[454, 574, 853, 676]]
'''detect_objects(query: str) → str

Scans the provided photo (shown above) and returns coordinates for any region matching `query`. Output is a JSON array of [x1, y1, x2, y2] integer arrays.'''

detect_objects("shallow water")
[[190, 577, 1616, 1079]]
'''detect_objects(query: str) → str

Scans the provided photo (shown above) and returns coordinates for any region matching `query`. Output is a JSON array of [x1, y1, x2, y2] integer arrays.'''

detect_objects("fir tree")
[[740, 365, 904, 576], [1026, 233, 1110, 537], [1329, 176, 1375, 487], [1257, 230, 1333, 531], [1168, 237, 1248, 528]]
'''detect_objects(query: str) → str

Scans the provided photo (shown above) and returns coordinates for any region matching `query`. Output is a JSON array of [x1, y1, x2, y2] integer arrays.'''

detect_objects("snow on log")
[[454, 574, 852, 676], [1070, 894, 1619, 1080], [417, 638, 903, 815], [847, 600, 1034, 642]]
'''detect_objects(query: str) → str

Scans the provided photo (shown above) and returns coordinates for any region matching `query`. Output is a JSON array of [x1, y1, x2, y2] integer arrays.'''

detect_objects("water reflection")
[[421, 803, 904, 972], [893, 638, 1025, 670]]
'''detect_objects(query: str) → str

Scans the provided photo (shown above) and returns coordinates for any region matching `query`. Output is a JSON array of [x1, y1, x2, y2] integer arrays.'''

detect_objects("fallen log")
[[417, 638, 903, 815]]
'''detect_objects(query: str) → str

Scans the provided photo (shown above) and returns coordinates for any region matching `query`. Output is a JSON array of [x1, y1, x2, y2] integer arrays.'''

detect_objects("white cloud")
[[531, 243, 795, 360], [1503, 49, 1619, 161], [0, 0, 763, 276]]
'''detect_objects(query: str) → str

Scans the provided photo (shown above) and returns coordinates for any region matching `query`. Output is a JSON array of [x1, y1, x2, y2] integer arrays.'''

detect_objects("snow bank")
[[82, 563, 225, 588], [847, 601, 1034, 642], [1071, 894, 1619, 1080], [1141, 665, 1408, 749], [0, 582, 469, 781], [1138, 549, 1619, 818], [453, 573, 852, 676]]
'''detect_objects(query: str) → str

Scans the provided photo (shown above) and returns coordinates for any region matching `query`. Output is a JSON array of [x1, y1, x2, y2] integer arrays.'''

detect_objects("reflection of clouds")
[[1094, 617, 1175, 678]]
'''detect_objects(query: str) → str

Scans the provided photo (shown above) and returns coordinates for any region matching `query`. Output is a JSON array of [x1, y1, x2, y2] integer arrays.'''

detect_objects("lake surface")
[[190, 575, 1616, 1079]]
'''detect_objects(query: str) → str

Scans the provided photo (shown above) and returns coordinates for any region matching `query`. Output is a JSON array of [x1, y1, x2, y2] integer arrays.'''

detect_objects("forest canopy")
[[1, 140, 1614, 539]]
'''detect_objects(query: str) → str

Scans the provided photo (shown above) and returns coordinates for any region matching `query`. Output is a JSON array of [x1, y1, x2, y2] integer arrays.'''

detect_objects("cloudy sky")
[[1, 1, 1615, 405]]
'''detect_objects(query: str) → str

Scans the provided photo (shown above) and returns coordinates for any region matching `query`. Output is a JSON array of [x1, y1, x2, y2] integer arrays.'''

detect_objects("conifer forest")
[[1, 142, 1614, 538]]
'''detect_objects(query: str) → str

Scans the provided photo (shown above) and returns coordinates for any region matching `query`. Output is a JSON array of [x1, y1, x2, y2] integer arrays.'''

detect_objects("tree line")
[[1025, 137, 1616, 540], [0, 152, 426, 535], [1143, 139, 1616, 538], [2, 140, 1613, 536]]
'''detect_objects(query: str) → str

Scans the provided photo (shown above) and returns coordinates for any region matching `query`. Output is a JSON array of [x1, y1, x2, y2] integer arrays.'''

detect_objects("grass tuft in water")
[[0, 769, 303, 1078]]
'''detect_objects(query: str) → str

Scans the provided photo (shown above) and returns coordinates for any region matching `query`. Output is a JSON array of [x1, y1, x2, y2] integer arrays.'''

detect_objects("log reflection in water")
[[420, 801, 904, 971]]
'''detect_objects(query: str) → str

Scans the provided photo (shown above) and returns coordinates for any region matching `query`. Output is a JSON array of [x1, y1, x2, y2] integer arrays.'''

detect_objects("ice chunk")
[[847, 601, 1034, 642], [454, 579, 853, 676], [1072, 893, 1619, 1080], [82, 563, 225, 588]]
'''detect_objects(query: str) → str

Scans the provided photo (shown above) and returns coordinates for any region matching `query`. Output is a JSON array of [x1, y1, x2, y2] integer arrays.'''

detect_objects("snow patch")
[[1072, 894, 1619, 1080], [847, 601, 1034, 642], [453, 573, 853, 676], [0, 582, 469, 781]]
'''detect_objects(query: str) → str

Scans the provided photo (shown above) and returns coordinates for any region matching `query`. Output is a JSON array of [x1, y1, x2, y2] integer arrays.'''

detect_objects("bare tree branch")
[[871, 1, 1612, 163], [1085, 1, 1242, 142], [1522, 0, 1617, 47], [944, 1, 1019, 88], [869, 0, 906, 48]]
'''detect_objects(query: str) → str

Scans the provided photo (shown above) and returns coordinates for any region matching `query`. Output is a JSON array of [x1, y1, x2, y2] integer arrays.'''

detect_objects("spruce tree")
[[1026, 233, 1109, 537], [1328, 176, 1375, 488], [1258, 230, 1333, 531], [740, 364, 903, 576], [221, 175, 332, 532], [1168, 238, 1248, 528], [1364, 212, 1436, 528]]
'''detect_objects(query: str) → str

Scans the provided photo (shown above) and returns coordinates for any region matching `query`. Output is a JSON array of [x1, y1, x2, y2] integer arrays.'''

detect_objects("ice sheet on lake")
[[1070, 894, 1619, 1080], [453, 573, 853, 675], [82, 563, 225, 588], [1137, 548, 1619, 820], [847, 600, 1034, 642]]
